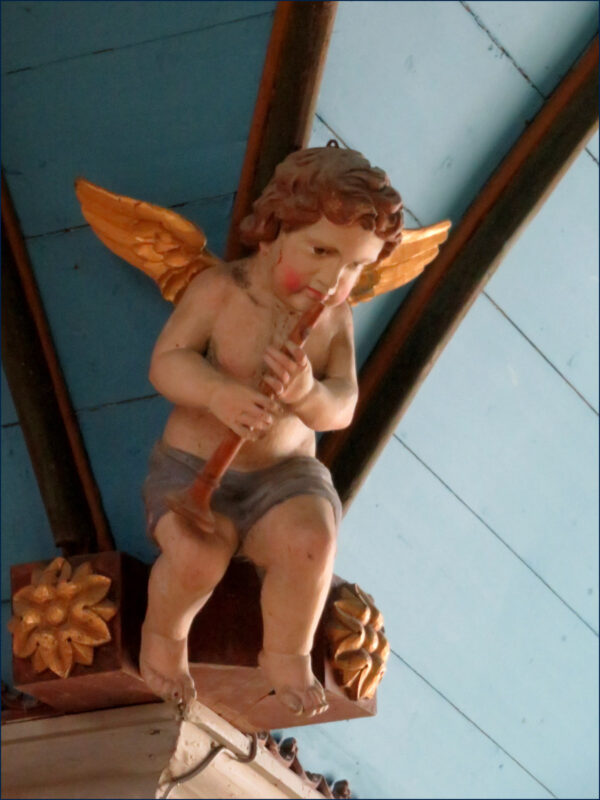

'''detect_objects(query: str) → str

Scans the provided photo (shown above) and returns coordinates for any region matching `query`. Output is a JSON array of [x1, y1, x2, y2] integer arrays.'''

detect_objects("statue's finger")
[[264, 353, 290, 385], [284, 340, 306, 364], [239, 411, 271, 430], [230, 417, 257, 439], [266, 346, 297, 372], [252, 392, 280, 413], [262, 374, 285, 397]]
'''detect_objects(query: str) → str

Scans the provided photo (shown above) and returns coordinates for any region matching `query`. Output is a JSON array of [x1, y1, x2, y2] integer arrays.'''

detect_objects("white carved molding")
[[1, 701, 326, 799]]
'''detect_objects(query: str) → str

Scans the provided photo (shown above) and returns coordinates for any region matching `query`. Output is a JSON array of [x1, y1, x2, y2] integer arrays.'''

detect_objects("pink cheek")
[[282, 266, 303, 292]]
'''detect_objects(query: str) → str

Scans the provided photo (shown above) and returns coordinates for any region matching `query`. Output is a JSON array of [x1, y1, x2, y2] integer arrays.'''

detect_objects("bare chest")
[[207, 291, 329, 383]]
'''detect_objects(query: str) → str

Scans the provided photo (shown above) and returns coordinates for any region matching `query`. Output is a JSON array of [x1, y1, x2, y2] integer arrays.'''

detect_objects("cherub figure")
[[76, 144, 449, 717]]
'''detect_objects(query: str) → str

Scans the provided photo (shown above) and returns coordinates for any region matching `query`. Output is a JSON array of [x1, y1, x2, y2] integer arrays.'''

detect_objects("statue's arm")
[[148, 270, 229, 410], [289, 304, 358, 432], [149, 269, 278, 438]]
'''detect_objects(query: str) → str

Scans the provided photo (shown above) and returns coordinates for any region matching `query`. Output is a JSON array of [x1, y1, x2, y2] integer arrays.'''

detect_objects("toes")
[[258, 650, 329, 718], [182, 675, 197, 707], [169, 675, 196, 707], [147, 666, 172, 700], [279, 690, 304, 716], [277, 685, 329, 718], [171, 686, 182, 703], [140, 660, 196, 707], [305, 685, 328, 716]]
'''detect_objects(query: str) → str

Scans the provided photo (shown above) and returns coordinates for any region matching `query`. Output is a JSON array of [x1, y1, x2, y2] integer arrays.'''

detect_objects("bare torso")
[[161, 262, 337, 469]]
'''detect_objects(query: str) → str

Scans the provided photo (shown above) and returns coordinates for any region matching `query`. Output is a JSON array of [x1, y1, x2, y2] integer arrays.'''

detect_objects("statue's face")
[[262, 216, 383, 309]]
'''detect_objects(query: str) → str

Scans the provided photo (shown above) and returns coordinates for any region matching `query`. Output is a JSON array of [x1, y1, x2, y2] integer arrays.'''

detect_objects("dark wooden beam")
[[1, 177, 114, 554], [225, 0, 338, 260], [318, 36, 599, 508]]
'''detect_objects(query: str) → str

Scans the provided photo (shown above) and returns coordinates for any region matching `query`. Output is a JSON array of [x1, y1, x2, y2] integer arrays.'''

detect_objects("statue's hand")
[[208, 380, 279, 440], [262, 341, 315, 406]]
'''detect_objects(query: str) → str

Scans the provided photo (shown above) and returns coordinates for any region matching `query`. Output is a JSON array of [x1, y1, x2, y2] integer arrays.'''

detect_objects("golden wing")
[[350, 219, 452, 305], [74, 178, 222, 304]]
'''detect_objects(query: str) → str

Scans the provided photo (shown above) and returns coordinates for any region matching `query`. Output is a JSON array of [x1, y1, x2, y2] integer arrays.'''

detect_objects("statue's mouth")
[[305, 286, 326, 301]]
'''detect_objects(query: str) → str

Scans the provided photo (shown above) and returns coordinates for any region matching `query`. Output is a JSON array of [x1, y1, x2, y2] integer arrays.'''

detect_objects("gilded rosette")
[[325, 583, 389, 701], [8, 558, 117, 679]]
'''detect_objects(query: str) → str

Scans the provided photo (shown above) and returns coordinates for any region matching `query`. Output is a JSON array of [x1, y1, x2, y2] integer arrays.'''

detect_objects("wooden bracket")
[[226, 0, 338, 260]]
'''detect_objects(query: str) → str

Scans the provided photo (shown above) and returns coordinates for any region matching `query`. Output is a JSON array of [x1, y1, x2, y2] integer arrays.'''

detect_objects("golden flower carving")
[[325, 583, 390, 701], [8, 557, 117, 679]]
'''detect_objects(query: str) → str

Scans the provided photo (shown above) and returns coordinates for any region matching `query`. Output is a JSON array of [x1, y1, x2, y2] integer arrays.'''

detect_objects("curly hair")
[[239, 143, 403, 261]]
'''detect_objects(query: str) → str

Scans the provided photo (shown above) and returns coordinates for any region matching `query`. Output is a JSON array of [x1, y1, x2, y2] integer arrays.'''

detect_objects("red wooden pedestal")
[[10, 552, 156, 713], [187, 561, 376, 732], [9, 554, 377, 729]]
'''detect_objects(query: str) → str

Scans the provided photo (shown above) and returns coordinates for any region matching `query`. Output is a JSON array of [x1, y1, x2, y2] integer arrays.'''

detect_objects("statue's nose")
[[319, 264, 344, 293]]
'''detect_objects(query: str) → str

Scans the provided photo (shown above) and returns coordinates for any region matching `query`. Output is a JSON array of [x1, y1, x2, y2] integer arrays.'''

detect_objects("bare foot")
[[139, 623, 197, 709], [258, 650, 328, 717]]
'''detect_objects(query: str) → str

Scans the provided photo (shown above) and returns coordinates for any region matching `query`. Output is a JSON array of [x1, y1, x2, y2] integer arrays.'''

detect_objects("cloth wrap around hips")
[[143, 440, 342, 548]]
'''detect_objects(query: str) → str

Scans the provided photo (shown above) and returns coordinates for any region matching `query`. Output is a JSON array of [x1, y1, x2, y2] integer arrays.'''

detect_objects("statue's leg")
[[241, 495, 337, 717], [140, 509, 238, 707]]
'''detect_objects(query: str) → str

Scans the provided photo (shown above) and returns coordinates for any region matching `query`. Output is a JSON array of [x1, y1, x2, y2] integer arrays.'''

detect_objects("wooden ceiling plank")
[[318, 36, 599, 508], [1, 177, 114, 554]]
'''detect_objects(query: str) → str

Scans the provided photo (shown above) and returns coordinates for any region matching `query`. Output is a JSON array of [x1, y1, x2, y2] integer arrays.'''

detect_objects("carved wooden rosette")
[[325, 583, 390, 701], [7, 552, 156, 714], [8, 557, 117, 679], [258, 732, 351, 799]]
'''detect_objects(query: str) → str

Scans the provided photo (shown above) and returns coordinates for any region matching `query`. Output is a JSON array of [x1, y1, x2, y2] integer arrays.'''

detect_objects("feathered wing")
[[74, 179, 222, 303], [75, 180, 450, 306], [349, 219, 452, 305]]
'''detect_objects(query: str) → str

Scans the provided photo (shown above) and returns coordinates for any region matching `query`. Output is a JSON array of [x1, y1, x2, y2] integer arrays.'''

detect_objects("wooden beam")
[[225, 0, 338, 260], [1, 177, 114, 554], [1, 702, 333, 800], [318, 36, 599, 508], [1, 704, 180, 800]]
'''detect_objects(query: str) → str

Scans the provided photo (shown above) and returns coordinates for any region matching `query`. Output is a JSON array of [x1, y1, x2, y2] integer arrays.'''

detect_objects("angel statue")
[[75, 142, 450, 718]]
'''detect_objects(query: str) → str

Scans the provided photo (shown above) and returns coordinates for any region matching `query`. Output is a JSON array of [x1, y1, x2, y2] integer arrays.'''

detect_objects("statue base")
[[9, 555, 377, 729], [187, 560, 376, 731], [10, 552, 156, 714]]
